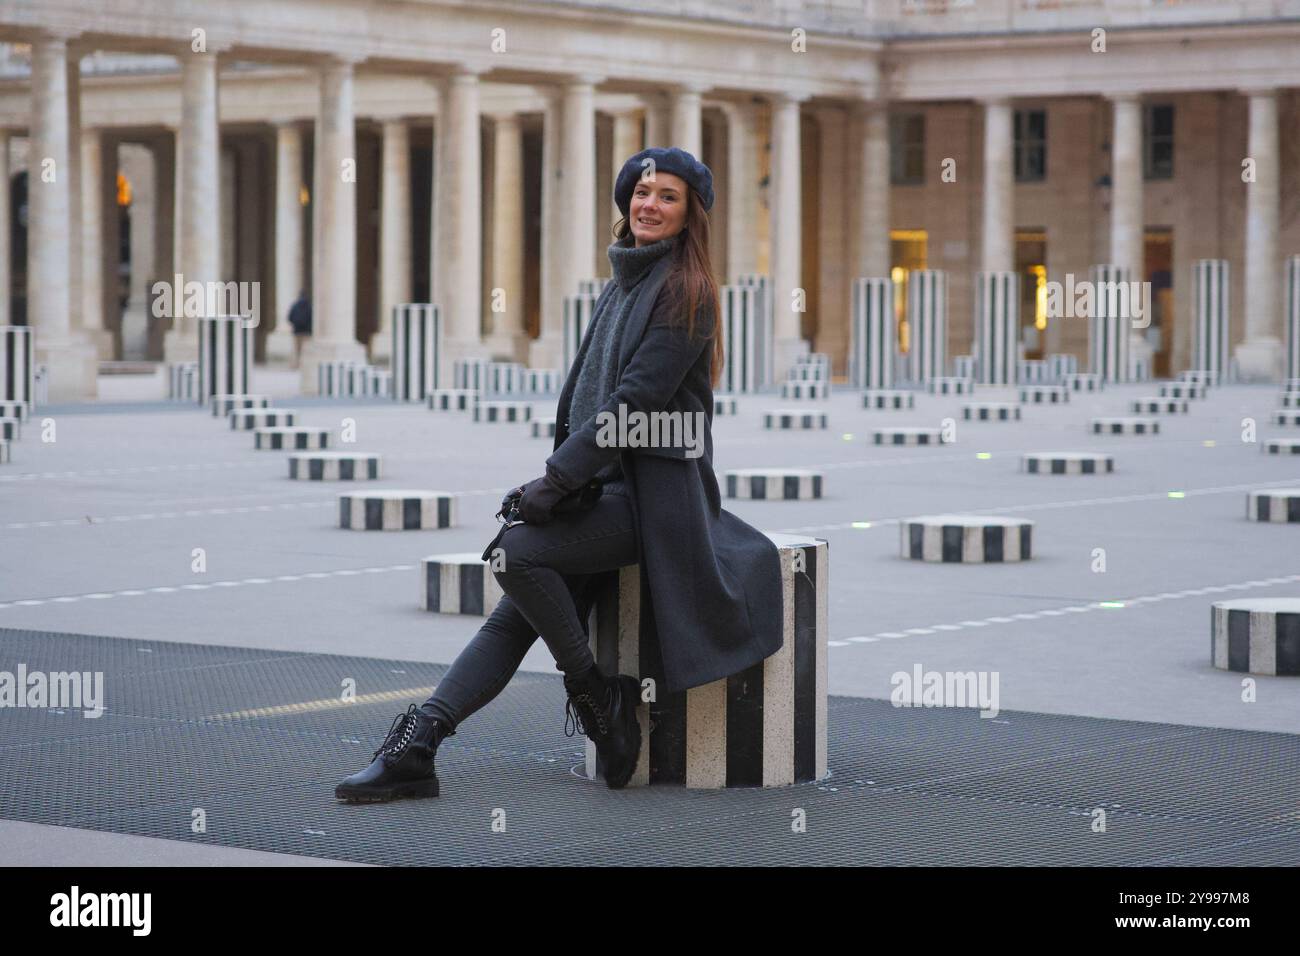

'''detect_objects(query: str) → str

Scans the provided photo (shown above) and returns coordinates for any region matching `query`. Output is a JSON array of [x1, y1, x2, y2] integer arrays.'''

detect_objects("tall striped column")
[[1193, 259, 1230, 384], [1089, 264, 1132, 384], [720, 283, 772, 393], [583, 532, 828, 788], [735, 272, 777, 367], [849, 278, 895, 389], [391, 303, 441, 402], [562, 291, 599, 376], [197, 317, 252, 405], [907, 270, 947, 385], [0, 326, 35, 409], [974, 271, 1018, 386], [1284, 256, 1299, 383]]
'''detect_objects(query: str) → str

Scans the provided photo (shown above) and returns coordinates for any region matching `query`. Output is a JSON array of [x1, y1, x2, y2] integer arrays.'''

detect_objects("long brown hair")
[[612, 186, 724, 388]]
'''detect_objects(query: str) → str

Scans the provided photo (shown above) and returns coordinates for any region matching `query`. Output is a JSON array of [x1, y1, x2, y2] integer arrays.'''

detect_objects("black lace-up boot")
[[563, 661, 642, 789], [335, 704, 455, 803]]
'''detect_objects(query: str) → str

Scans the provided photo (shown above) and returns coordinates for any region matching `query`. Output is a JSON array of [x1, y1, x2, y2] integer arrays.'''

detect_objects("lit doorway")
[[1015, 230, 1047, 359], [890, 229, 928, 355]]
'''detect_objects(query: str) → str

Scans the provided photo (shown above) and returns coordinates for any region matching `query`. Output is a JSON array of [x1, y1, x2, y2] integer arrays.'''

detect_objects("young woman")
[[335, 147, 785, 802]]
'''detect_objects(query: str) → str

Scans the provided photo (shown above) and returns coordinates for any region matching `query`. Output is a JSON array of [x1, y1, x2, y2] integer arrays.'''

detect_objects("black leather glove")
[[516, 470, 572, 525]]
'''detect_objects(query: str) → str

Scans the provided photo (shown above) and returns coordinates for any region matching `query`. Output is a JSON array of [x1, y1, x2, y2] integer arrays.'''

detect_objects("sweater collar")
[[607, 230, 683, 291]]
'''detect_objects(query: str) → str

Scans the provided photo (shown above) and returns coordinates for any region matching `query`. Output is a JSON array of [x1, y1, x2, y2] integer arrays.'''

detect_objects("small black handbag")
[[480, 477, 604, 561]]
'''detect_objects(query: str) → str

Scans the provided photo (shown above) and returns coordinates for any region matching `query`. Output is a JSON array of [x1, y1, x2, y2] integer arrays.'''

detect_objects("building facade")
[[1, 0, 1298, 400]]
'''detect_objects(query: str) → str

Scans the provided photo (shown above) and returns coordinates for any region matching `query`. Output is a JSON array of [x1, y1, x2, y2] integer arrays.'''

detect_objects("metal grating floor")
[[2, 627, 1298, 866]]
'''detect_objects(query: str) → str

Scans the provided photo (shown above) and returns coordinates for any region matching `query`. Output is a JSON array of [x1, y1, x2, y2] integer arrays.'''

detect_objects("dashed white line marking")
[[0, 563, 417, 611]]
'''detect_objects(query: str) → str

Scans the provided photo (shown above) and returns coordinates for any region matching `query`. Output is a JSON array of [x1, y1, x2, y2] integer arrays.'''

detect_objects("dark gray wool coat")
[[544, 243, 784, 694]]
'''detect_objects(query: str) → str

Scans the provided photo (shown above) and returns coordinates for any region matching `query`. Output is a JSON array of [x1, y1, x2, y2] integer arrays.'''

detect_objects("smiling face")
[[629, 170, 688, 246]]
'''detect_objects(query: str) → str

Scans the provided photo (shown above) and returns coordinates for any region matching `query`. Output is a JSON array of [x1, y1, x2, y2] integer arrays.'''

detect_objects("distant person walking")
[[287, 291, 311, 369]]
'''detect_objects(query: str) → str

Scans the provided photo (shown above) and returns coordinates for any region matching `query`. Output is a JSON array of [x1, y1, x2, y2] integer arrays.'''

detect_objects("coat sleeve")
[[544, 288, 715, 489]]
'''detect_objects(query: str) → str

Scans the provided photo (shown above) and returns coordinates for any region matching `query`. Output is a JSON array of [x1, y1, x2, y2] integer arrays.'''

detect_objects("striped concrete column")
[[849, 277, 895, 389], [583, 532, 828, 788], [1285, 255, 1300, 383], [1089, 264, 1132, 383], [0, 326, 35, 408], [1193, 259, 1230, 384], [562, 291, 600, 375], [720, 282, 772, 393], [197, 317, 252, 404], [907, 270, 947, 385], [391, 304, 441, 402], [974, 271, 1018, 386]]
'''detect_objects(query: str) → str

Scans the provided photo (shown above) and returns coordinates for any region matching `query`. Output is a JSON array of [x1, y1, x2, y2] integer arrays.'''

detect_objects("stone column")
[[1109, 93, 1150, 376], [722, 100, 760, 279], [531, 91, 563, 370], [670, 82, 706, 156], [769, 89, 809, 380], [27, 32, 97, 400], [119, 143, 156, 360], [981, 97, 1014, 274], [266, 122, 302, 365], [372, 119, 411, 365], [551, 73, 601, 347], [610, 109, 642, 228], [485, 113, 527, 361], [80, 128, 108, 353], [164, 44, 222, 362], [300, 56, 367, 392], [433, 66, 487, 375], [643, 93, 669, 149], [854, 98, 891, 279], [0, 130, 10, 326], [1235, 88, 1283, 381]]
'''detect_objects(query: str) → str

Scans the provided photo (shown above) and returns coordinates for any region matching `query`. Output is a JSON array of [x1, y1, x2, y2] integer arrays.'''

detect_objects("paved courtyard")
[[2, 374, 1298, 864]]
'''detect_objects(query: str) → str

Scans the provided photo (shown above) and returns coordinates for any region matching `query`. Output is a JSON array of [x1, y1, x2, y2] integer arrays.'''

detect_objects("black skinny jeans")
[[418, 485, 638, 730]]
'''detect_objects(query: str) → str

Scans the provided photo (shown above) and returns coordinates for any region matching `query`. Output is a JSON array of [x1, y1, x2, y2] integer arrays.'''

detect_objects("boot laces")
[[375, 704, 419, 760], [564, 691, 609, 739]]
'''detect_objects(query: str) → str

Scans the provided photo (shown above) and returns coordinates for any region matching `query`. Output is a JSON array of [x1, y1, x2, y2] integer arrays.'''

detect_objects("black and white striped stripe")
[[1131, 398, 1189, 414], [714, 396, 738, 415], [288, 453, 381, 481], [849, 277, 895, 389], [1263, 438, 1300, 455], [873, 427, 948, 445], [951, 355, 976, 380], [211, 394, 269, 417], [167, 361, 198, 401], [453, 356, 488, 393], [1046, 353, 1079, 380], [229, 409, 296, 430], [1021, 453, 1114, 475], [487, 361, 526, 395], [420, 553, 504, 615], [338, 490, 458, 530], [900, 515, 1033, 562], [862, 389, 915, 410], [1273, 410, 1300, 426], [720, 282, 772, 393], [1089, 417, 1160, 435], [317, 360, 366, 397], [427, 388, 478, 412], [1089, 264, 1132, 383], [1019, 386, 1069, 404], [531, 417, 556, 438], [1193, 259, 1230, 385], [392, 304, 441, 401], [928, 376, 973, 395], [0, 400, 29, 422], [0, 416, 20, 441], [763, 410, 826, 430], [253, 427, 331, 450], [1016, 359, 1049, 384], [1287, 256, 1300, 384], [1177, 370, 1216, 388], [472, 401, 532, 423], [1212, 599, 1300, 676], [975, 271, 1019, 386], [581, 533, 828, 788], [524, 368, 562, 395], [779, 379, 829, 400], [563, 291, 600, 376], [198, 317, 252, 404], [723, 469, 823, 500], [1281, 391, 1300, 409], [1246, 489, 1300, 524], [907, 270, 947, 384], [963, 402, 1020, 421], [1062, 372, 1103, 392], [1158, 382, 1206, 400], [0, 325, 35, 410]]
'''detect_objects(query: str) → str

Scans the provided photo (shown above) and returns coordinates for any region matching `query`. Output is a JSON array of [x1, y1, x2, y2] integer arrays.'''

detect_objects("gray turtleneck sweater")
[[566, 230, 684, 496]]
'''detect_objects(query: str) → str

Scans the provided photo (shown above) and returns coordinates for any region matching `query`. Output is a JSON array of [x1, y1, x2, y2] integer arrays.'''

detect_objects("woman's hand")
[[515, 471, 571, 525]]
